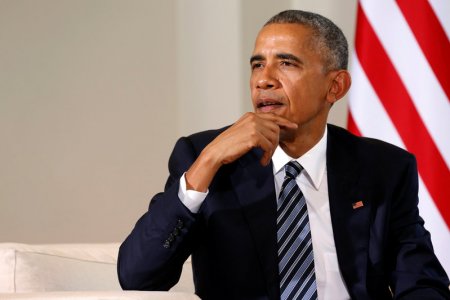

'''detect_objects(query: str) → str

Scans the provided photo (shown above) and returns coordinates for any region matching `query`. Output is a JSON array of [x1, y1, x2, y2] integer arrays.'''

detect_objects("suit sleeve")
[[387, 155, 450, 299], [117, 136, 202, 291]]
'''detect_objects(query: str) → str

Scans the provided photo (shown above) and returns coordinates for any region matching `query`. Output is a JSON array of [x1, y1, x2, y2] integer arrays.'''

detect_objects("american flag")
[[347, 0, 450, 274]]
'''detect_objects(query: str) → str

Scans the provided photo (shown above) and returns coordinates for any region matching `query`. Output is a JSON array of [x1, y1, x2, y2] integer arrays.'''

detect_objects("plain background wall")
[[0, 0, 357, 243]]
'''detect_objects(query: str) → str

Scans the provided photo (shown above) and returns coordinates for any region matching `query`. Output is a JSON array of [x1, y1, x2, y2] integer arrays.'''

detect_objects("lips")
[[257, 100, 281, 108], [256, 99, 284, 112]]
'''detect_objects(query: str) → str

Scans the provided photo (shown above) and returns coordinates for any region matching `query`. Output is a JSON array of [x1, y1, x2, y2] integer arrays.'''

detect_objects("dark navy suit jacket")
[[118, 124, 449, 299]]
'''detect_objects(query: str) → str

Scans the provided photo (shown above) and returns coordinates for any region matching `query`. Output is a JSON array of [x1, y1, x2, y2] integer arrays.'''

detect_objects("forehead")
[[252, 23, 314, 55]]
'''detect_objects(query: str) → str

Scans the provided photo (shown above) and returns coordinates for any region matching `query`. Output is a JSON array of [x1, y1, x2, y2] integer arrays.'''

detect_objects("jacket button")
[[168, 234, 175, 242], [177, 219, 184, 229], [163, 240, 170, 249]]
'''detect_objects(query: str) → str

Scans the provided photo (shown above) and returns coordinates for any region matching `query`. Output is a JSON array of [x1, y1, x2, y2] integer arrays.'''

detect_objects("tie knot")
[[284, 161, 303, 179]]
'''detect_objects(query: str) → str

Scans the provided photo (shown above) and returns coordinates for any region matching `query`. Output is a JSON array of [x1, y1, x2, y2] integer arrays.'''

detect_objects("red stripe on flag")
[[355, 4, 450, 228], [396, 0, 450, 102], [347, 111, 362, 136]]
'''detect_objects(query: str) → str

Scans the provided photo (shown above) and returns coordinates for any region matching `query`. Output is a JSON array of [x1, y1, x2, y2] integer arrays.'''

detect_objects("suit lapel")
[[326, 125, 371, 297], [230, 148, 280, 300]]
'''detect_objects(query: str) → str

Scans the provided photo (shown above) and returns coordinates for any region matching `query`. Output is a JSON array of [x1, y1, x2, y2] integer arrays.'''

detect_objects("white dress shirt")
[[178, 128, 350, 300]]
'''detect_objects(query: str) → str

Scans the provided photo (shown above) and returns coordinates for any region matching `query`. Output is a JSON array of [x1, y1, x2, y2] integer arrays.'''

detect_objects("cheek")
[[281, 80, 304, 107], [280, 73, 303, 93], [250, 76, 259, 96], [249, 70, 261, 87], [250, 89, 258, 109]]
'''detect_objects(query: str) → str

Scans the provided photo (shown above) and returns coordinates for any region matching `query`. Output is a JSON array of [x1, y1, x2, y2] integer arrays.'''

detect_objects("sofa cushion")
[[0, 247, 15, 292], [0, 243, 120, 292], [14, 250, 120, 292], [0, 243, 194, 293]]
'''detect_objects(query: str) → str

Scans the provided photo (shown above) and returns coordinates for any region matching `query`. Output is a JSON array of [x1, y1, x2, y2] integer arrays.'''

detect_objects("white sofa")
[[0, 243, 198, 300]]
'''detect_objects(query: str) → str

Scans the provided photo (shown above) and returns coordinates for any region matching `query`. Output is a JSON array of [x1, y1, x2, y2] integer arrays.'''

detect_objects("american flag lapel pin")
[[352, 200, 364, 209]]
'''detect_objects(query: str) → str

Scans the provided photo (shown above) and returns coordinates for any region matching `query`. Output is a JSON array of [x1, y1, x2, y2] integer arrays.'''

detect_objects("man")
[[118, 10, 449, 300]]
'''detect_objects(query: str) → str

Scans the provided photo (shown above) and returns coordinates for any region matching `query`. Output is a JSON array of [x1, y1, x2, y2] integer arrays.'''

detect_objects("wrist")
[[185, 149, 221, 192]]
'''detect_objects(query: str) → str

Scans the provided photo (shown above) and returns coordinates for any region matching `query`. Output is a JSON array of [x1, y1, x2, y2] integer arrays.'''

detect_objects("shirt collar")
[[272, 127, 327, 190]]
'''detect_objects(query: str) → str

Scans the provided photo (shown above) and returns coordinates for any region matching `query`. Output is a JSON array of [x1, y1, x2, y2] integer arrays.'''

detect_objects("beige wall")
[[0, 0, 357, 243], [0, 0, 178, 242]]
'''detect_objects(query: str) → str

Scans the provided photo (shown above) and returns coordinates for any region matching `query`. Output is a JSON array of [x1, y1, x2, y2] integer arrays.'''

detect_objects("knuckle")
[[243, 112, 255, 120], [249, 130, 258, 142], [248, 112, 259, 123]]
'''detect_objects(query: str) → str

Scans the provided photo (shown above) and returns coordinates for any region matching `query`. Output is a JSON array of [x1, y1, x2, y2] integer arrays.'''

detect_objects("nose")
[[256, 66, 280, 90]]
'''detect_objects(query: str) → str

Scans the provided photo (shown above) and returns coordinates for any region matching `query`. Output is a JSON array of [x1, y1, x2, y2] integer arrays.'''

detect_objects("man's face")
[[250, 23, 334, 132]]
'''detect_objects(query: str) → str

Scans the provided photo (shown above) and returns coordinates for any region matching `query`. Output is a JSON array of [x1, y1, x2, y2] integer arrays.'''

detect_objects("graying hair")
[[265, 10, 348, 71]]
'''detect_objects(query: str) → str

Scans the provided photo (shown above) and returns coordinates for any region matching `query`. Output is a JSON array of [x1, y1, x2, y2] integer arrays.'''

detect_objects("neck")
[[279, 123, 326, 158]]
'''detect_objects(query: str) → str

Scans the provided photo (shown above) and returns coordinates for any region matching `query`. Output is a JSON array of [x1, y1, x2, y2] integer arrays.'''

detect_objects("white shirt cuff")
[[178, 173, 208, 213]]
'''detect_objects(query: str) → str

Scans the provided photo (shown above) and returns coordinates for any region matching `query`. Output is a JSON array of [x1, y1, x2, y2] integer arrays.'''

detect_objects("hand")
[[207, 112, 297, 166], [185, 112, 297, 192]]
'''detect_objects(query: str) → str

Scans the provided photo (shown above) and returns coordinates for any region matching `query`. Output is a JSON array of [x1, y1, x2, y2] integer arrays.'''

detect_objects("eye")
[[251, 62, 264, 70], [280, 60, 296, 67]]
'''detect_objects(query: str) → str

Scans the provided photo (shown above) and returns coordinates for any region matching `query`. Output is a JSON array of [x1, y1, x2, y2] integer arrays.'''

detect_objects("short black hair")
[[265, 10, 348, 71]]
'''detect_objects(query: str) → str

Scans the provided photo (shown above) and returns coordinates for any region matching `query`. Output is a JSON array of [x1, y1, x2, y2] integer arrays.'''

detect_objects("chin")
[[279, 128, 296, 143]]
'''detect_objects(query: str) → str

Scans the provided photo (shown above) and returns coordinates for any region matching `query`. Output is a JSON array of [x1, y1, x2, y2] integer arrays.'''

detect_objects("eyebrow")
[[249, 53, 303, 65], [276, 53, 302, 64], [250, 54, 264, 65]]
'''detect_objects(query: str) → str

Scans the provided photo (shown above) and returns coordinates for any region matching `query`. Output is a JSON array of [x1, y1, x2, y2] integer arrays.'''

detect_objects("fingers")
[[206, 112, 297, 168], [238, 112, 297, 136], [255, 112, 298, 130], [260, 148, 274, 166], [254, 129, 278, 166], [237, 112, 291, 166]]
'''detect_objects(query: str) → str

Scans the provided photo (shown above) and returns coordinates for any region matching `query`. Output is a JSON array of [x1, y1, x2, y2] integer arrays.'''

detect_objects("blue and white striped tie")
[[277, 161, 317, 300]]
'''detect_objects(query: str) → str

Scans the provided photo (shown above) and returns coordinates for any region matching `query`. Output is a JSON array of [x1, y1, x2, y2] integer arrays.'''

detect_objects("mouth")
[[256, 99, 284, 112]]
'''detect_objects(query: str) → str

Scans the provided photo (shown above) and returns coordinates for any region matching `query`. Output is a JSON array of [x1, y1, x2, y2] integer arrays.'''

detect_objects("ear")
[[326, 70, 352, 104]]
